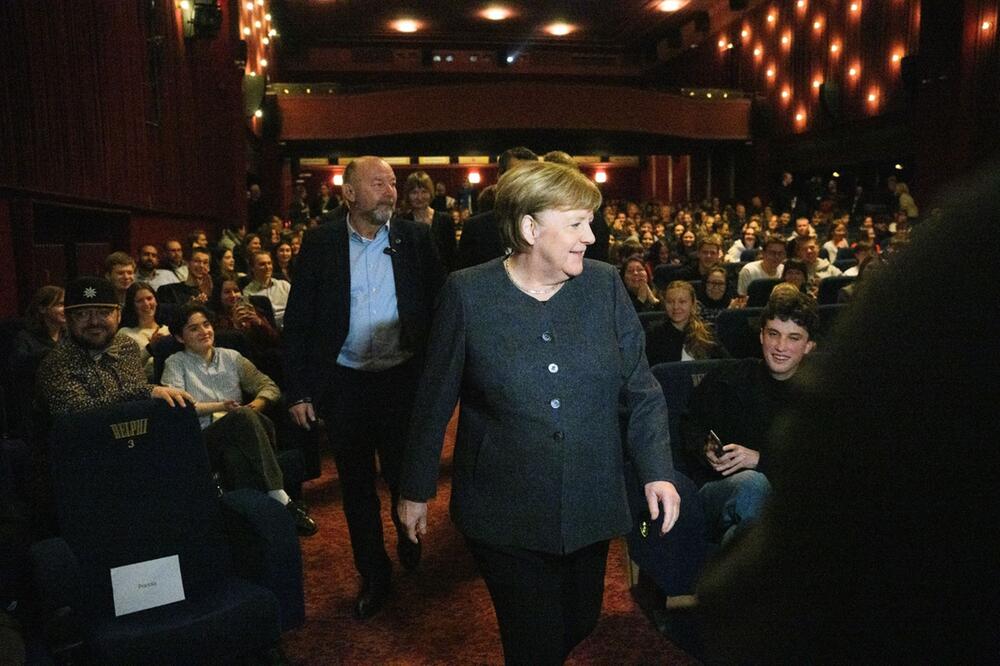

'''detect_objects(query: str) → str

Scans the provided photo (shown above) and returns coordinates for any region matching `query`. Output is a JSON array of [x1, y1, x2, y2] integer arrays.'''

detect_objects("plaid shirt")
[[36, 333, 153, 415]]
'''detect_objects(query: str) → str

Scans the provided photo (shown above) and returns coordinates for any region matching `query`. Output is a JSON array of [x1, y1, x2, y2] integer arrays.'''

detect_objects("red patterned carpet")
[[282, 417, 698, 665]]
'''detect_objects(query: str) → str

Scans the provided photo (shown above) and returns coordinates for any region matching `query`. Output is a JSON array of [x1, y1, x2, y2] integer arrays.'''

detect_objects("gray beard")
[[372, 207, 393, 225]]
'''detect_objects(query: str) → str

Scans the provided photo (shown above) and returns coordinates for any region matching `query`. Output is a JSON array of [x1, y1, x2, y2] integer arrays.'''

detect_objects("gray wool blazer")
[[400, 258, 675, 554]]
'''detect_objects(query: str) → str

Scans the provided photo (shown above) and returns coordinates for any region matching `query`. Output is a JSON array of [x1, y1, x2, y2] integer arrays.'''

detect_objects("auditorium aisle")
[[283, 415, 697, 665]]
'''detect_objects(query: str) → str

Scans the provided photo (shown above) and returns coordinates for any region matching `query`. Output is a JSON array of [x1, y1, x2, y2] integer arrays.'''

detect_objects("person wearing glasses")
[[737, 234, 787, 296], [37, 277, 194, 416]]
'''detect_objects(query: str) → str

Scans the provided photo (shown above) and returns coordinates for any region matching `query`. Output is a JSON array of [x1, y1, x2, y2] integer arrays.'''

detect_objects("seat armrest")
[[29, 538, 80, 613], [219, 489, 304, 631], [29, 538, 85, 656]]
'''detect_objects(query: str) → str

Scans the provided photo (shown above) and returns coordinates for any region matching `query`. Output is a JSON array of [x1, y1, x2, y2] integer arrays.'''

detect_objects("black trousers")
[[466, 537, 610, 666], [321, 360, 418, 583], [202, 407, 283, 492]]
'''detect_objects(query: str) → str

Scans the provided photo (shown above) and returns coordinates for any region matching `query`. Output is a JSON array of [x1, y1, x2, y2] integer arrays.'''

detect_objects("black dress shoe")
[[397, 533, 422, 571], [286, 500, 318, 537], [354, 578, 391, 620]]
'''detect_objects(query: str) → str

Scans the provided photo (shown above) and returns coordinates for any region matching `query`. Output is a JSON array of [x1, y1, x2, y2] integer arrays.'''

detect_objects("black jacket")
[[281, 216, 446, 405]]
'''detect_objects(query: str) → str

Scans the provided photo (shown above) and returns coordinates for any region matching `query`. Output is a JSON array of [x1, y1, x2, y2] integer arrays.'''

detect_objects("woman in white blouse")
[[119, 282, 169, 379]]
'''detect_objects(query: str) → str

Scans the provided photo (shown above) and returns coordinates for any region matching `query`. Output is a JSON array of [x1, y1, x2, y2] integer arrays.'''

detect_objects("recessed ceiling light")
[[545, 22, 574, 37], [657, 0, 687, 11], [391, 19, 421, 33], [481, 6, 512, 21]]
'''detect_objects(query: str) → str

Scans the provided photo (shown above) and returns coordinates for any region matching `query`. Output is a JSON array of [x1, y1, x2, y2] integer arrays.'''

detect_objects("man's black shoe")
[[353, 578, 391, 620], [397, 533, 422, 571], [286, 500, 317, 537]]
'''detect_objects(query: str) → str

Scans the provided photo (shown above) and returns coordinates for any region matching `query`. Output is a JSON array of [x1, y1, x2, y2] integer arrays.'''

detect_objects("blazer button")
[[552, 431, 565, 442], [541, 331, 553, 342], [550, 398, 560, 409], [548, 363, 559, 373]]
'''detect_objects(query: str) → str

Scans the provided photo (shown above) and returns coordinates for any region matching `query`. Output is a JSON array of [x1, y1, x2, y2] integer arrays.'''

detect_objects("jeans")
[[698, 469, 771, 545]]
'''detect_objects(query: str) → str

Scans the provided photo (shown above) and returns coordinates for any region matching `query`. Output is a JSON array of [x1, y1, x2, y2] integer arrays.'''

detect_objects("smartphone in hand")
[[708, 429, 726, 458]]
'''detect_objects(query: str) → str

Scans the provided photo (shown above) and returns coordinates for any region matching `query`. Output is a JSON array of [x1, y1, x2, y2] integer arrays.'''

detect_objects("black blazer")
[[456, 209, 504, 269], [282, 215, 446, 405], [400, 259, 675, 554]]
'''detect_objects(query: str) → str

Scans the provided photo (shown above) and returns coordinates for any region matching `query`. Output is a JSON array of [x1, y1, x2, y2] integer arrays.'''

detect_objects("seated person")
[[646, 280, 729, 366], [621, 255, 660, 313], [793, 235, 842, 294], [737, 234, 786, 296], [680, 286, 818, 544], [157, 246, 213, 308], [696, 264, 746, 324], [211, 278, 283, 383], [118, 282, 170, 380], [673, 233, 725, 282], [725, 228, 760, 263], [10, 285, 65, 438], [243, 251, 291, 330], [780, 259, 816, 298], [104, 251, 136, 307], [160, 303, 316, 536]]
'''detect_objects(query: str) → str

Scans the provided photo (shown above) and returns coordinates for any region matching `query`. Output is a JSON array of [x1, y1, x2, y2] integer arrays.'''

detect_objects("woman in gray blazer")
[[398, 161, 680, 665]]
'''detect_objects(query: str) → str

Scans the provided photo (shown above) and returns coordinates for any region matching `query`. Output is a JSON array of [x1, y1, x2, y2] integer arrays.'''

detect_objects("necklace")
[[503, 258, 562, 296]]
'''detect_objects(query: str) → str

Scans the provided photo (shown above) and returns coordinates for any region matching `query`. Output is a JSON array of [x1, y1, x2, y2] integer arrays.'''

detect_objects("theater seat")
[[817, 275, 856, 305], [624, 360, 736, 598], [638, 310, 667, 332], [29, 400, 303, 663], [746, 277, 782, 307], [714, 307, 764, 359]]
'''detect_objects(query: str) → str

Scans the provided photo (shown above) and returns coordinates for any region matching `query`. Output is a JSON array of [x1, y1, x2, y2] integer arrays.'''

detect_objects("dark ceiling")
[[270, 0, 762, 87]]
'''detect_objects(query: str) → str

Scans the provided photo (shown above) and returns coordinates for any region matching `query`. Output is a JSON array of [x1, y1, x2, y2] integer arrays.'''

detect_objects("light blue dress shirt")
[[336, 217, 410, 371]]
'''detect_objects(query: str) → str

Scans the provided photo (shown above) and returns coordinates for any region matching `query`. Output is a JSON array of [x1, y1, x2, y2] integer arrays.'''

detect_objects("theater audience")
[[11, 286, 65, 374], [236, 233, 263, 275], [822, 222, 849, 261], [244, 250, 291, 330], [843, 241, 874, 276], [696, 265, 745, 324], [737, 234, 786, 295], [104, 251, 136, 307], [36, 277, 193, 416], [674, 234, 724, 282], [725, 227, 760, 263], [135, 244, 179, 291], [156, 246, 213, 307], [118, 282, 169, 380], [218, 221, 246, 252], [211, 245, 241, 283], [794, 236, 842, 292], [163, 239, 189, 281], [646, 280, 728, 366], [188, 229, 209, 251], [697, 166, 995, 663], [161, 303, 316, 536], [780, 258, 813, 296], [271, 240, 294, 283], [621, 255, 660, 313]]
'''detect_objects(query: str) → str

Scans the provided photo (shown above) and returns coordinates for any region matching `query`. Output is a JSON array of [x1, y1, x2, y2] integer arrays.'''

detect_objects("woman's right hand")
[[397, 498, 428, 544]]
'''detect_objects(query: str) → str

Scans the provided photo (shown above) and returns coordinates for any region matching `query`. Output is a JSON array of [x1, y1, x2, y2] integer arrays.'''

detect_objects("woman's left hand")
[[644, 481, 680, 535]]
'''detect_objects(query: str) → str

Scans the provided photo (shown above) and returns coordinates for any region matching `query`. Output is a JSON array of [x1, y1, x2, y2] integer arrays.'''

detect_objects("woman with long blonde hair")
[[645, 280, 728, 366]]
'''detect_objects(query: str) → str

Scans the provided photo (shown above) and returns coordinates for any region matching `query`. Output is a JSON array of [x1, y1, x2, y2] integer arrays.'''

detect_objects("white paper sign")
[[110, 555, 186, 617]]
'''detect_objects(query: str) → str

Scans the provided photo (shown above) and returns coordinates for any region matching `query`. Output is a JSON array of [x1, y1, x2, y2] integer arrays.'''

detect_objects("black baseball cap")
[[64, 276, 119, 310]]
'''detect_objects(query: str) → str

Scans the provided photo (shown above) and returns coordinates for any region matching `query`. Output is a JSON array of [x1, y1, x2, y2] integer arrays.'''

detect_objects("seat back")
[[740, 248, 760, 262], [650, 359, 737, 473], [49, 400, 232, 617], [833, 258, 857, 273], [817, 275, 856, 305], [715, 307, 764, 359], [653, 264, 684, 290], [818, 303, 848, 343], [746, 277, 782, 307]]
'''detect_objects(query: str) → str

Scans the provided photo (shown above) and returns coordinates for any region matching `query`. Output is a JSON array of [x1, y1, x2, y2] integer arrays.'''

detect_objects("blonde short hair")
[[495, 161, 602, 255]]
